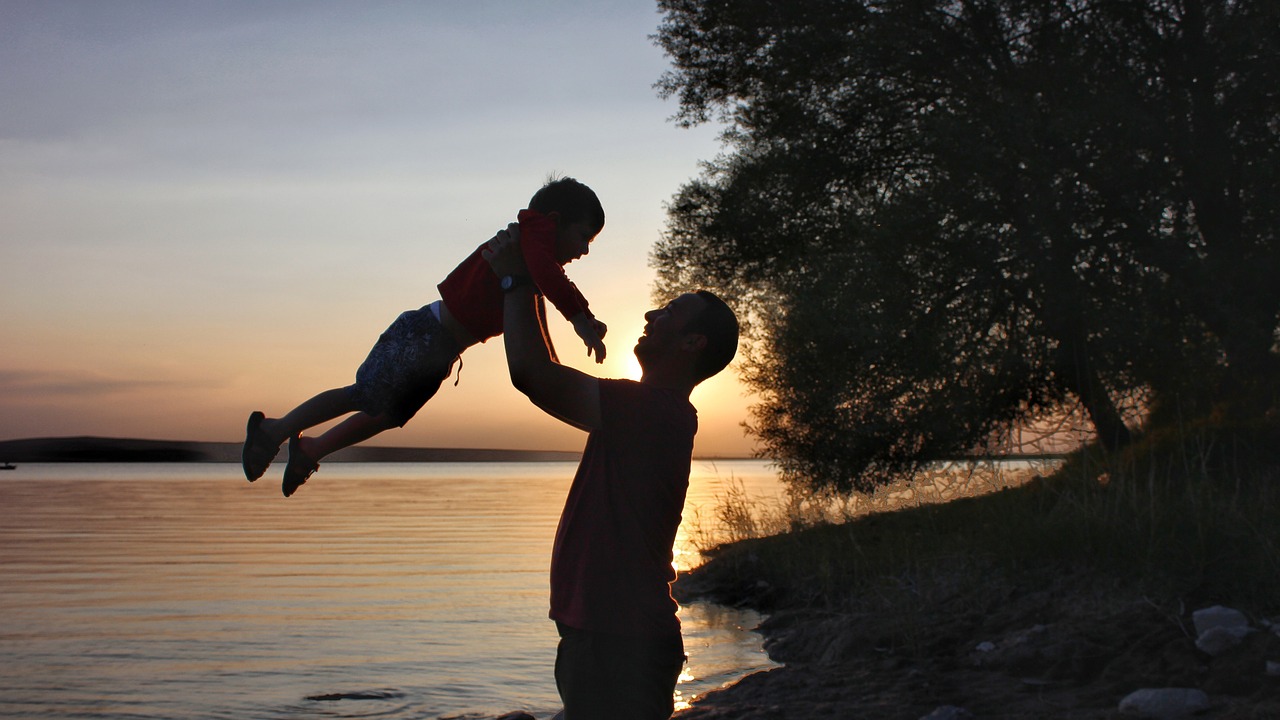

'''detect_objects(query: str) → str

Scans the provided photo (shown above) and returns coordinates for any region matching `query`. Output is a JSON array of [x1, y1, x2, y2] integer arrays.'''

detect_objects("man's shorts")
[[349, 302, 462, 427], [554, 622, 686, 720]]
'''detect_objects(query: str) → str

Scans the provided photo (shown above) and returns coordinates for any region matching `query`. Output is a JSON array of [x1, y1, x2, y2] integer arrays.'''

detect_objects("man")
[[483, 225, 739, 720]]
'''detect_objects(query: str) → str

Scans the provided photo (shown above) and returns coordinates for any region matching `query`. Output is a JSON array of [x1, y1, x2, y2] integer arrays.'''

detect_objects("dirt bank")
[[674, 566, 1280, 719]]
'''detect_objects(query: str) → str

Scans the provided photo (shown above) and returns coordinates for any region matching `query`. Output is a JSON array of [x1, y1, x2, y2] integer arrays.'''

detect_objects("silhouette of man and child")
[[243, 176, 740, 720]]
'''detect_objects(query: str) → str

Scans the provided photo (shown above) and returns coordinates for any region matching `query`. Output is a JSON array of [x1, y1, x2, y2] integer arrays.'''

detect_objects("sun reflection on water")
[[673, 600, 778, 712]]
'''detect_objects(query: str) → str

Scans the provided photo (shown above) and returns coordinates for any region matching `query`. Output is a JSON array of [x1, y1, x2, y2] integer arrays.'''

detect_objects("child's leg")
[[283, 410, 396, 497], [260, 387, 359, 447], [246, 387, 355, 483], [298, 411, 398, 462], [277, 303, 457, 493]]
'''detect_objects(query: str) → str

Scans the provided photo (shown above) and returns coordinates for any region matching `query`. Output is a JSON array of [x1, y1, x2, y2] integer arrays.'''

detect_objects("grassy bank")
[[677, 428, 1280, 640]]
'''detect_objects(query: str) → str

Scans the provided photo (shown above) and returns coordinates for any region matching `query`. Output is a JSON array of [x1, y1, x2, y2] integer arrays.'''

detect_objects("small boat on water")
[[1, 462, 15, 470]]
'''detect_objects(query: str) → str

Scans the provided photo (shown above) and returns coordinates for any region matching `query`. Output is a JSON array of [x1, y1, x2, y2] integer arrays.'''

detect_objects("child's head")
[[529, 176, 605, 265], [529, 176, 605, 235]]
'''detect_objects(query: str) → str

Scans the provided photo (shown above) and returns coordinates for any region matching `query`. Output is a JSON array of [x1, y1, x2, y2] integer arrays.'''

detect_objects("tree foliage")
[[653, 0, 1280, 493]]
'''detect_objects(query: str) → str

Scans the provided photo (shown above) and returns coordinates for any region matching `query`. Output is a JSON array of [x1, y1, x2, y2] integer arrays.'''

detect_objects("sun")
[[609, 319, 645, 381]]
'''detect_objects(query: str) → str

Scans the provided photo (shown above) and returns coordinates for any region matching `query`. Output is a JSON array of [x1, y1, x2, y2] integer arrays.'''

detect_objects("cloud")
[[0, 369, 191, 398]]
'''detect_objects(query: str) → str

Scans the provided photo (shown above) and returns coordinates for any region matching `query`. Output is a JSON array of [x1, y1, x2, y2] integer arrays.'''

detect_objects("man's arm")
[[484, 225, 602, 432]]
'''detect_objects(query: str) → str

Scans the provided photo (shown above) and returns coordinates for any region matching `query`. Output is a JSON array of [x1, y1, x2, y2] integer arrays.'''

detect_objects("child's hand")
[[571, 312, 607, 363]]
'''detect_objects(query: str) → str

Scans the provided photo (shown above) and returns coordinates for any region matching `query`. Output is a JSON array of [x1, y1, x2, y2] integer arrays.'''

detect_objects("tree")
[[653, 0, 1280, 493]]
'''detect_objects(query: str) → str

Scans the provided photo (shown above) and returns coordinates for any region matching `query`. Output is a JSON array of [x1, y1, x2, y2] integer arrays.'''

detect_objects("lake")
[[0, 461, 784, 720]]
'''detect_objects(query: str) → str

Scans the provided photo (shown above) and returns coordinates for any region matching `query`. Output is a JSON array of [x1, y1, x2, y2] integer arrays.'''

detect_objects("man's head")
[[635, 291, 739, 386], [685, 290, 739, 382]]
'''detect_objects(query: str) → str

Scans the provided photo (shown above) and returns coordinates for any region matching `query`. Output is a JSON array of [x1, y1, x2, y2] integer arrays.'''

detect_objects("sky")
[[0, 0, 759, 457]]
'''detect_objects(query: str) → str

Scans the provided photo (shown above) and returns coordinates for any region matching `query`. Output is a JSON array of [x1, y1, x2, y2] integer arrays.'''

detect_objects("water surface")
[[0, 461, 781, 719]]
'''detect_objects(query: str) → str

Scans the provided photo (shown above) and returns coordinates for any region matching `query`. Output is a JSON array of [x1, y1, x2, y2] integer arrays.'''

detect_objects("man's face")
[[634, 293, 708, 367], [554, 220, 598, 264]]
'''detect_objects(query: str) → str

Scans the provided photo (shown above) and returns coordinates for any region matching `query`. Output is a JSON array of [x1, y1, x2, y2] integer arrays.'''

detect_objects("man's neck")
[[639, 370, 695, 396]]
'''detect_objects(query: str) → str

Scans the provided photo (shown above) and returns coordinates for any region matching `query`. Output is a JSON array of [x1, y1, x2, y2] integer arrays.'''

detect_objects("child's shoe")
[[242, 411, 281, 482], [282, 435, 318, 497]]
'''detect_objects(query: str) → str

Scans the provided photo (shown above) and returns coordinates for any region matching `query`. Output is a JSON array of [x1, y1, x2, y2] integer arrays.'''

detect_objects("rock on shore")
[[673, 571, 1280, 719]]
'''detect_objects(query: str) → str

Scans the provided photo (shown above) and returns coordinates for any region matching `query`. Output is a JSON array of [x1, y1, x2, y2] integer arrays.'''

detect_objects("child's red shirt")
[[437, 209, 592, 342]]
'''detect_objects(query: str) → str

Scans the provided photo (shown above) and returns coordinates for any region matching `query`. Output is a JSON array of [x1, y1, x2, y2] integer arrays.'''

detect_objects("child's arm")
[[518, 210, 606, 362]]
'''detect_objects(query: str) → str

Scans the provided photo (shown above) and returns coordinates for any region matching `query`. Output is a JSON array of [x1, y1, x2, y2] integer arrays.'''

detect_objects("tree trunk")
[[1055, 336, 1133, 452]]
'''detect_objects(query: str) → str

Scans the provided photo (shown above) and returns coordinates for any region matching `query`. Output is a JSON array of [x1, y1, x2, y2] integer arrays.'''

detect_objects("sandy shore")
[[673, 564, 1280, 719]]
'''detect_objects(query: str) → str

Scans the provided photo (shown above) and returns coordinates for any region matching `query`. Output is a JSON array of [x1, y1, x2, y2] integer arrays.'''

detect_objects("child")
[[242, 176, 608, 497]]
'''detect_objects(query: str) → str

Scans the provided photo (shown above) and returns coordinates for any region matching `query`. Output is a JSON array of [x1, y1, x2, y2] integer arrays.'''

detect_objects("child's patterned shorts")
[[349, 301, 462, 427]]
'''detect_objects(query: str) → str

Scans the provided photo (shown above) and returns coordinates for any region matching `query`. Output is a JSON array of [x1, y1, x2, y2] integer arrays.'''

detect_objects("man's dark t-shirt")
[[549, 378, 697, 637]]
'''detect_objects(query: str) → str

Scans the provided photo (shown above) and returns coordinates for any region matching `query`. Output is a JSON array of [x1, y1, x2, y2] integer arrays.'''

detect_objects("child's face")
[[554, 220, 599, 264]]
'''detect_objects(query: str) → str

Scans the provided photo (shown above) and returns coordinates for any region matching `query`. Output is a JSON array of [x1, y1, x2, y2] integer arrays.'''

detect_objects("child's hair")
[[529, 176, 605, 232]]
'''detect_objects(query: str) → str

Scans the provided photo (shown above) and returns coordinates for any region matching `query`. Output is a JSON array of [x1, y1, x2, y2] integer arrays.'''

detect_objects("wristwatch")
[[500, 275, 531, 292]]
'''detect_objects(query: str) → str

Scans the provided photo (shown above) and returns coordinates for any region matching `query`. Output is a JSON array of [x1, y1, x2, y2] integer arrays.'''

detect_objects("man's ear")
[[682, 333, 708, 353]]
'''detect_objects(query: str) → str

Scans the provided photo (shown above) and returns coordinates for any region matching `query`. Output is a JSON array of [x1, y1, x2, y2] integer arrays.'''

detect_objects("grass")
[[680, 426, 1280, 631]]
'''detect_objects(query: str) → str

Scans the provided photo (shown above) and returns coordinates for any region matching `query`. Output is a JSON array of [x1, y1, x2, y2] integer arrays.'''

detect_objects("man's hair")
[[528, 176, 605, 232], [685, 290, 739, 384]]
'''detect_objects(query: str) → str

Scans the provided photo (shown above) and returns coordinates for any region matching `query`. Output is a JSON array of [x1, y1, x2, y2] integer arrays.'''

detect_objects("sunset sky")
[[0, 1, 759, 457]]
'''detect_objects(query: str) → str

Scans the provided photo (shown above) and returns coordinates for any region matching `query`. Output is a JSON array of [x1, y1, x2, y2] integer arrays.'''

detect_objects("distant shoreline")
[[0, 436, 584, 464], [0, 436, 760, 464]]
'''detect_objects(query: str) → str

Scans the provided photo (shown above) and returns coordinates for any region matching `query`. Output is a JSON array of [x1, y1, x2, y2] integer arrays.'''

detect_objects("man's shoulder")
[[599, 379, 695, 416], [598, 377, 656, 398], [595, 380, 697, 456]]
